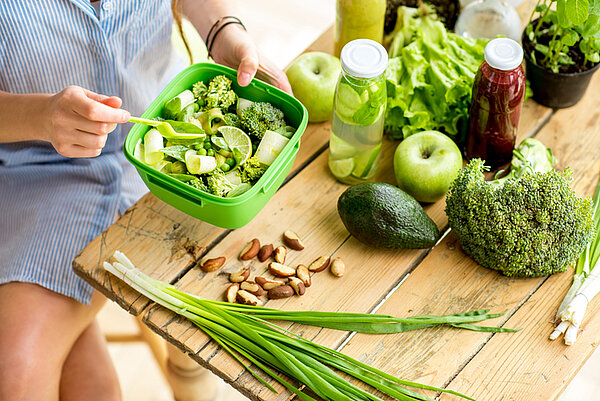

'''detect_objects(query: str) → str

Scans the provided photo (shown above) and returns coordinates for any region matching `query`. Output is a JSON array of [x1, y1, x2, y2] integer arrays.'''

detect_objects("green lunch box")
[[124, 62, 308, 229]]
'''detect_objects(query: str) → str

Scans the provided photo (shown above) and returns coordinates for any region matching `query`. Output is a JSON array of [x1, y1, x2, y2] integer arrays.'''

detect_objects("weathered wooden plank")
[[339, 74, 600, 401], [72, 26, 336, 315]]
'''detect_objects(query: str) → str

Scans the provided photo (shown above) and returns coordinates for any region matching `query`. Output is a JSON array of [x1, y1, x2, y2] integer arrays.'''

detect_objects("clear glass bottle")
[[466, 38, 526, 169], [334, 0, 386, 58], [455, 0, 522, 42], [329, 39, 388, 184]]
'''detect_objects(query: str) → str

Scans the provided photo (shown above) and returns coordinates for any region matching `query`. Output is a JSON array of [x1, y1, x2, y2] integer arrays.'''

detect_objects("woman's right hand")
[[43, 86, 130, 158]]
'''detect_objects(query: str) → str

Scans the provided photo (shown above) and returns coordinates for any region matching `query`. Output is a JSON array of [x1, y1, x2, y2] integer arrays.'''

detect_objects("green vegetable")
[[240, 156, 268, 183], [206, 169, 236, 197], [187, 177, 209, 192], [163, 89, 195, 120], [199, 108, 225, 135], [104, 251, 518, 401], [337, 182, 440, 249], [445, 139, 594, 277], [239, 102, 286, 140], [550, 174, 600, 345], [222, 112, 243, 129], [160, 145, 190, 162], [170, 161, 187, 174], [384, 6, 487, 142], [204, 75, 237, 111]]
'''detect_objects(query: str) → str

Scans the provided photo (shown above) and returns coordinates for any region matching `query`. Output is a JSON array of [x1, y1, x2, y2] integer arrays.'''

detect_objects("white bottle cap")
[[484, 37, 523, 71], [340, 39, 388, 79]]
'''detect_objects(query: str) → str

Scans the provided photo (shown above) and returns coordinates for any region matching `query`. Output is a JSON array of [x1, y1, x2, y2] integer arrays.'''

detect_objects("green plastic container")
[[124, 63, 308, 229]]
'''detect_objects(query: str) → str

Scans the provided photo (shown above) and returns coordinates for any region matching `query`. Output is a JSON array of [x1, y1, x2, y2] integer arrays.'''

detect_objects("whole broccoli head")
[[240, 156, 268, 183], [445, 150, 594, 278], [239, 102, 285, 140], [204, 75, 237, 111], [206, 169, 236, 197]]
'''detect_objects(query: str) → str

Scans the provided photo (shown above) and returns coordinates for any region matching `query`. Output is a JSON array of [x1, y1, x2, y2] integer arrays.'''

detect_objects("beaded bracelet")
[[206, 16, 246, 58]]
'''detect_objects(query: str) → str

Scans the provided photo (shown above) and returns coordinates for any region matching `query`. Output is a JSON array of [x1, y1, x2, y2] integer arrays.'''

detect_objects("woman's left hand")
[[209, 24, 293, 95]]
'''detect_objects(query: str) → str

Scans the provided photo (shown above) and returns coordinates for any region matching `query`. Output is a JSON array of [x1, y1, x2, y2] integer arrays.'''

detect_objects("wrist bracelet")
[[206, 16, 246, 58]]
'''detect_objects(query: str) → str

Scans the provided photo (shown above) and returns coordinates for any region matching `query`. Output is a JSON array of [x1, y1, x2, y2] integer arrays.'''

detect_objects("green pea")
[[198, 148, 207, 156], [203, 142, 212, 149], [194, 144, 204, 151], [221, 164, 231, 172], [206, 149, 215, 156], [225, 157, 236, 167]]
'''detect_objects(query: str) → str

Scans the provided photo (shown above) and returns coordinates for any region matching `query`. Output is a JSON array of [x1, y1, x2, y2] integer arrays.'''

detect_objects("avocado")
[[337, 182, 439, 249]]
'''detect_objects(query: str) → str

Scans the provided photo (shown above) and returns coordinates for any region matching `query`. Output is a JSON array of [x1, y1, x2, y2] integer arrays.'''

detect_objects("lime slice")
[[329, 133, 358, 159], [352, 144, 381, 179], [329, 157, 355, 179], [218, 126, 252, 165]]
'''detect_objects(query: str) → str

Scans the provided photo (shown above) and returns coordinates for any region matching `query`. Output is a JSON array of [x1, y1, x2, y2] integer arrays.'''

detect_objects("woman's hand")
[[42, 86, 130, 158], [209, 24, 293, 95]]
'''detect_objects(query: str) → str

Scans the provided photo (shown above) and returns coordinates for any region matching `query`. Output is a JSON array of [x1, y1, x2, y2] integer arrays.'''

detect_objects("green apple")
[[393, 130, 463, 203], [286, 51, 341, 123]]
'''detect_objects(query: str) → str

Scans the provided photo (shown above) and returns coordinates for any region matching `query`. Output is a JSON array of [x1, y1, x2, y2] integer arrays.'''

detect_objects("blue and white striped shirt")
[[0, 0, 186, 304]]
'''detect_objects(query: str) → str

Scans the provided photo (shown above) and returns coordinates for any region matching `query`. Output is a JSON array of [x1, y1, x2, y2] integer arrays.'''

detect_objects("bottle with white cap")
[[466, 37, 526, 169], [329, 39, 388, 184]]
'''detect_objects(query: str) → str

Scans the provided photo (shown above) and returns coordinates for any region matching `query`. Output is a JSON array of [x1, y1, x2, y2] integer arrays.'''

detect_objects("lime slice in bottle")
[[329, 133, 358, 159], [218, 126, 252, 165], [329, 157, 355, 179], [352, 143, 381, 179]]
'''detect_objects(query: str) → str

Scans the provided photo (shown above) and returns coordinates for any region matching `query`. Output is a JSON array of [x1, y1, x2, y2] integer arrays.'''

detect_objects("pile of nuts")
[[199, 230, 345, 306]]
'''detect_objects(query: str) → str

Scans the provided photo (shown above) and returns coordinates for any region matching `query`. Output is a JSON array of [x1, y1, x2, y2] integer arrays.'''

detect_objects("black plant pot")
[[522, 29, 600, 109]]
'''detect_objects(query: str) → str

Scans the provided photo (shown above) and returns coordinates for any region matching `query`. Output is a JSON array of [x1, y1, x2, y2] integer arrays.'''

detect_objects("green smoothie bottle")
[[334, 0, 386, 57], [329, 39, 388, 184]]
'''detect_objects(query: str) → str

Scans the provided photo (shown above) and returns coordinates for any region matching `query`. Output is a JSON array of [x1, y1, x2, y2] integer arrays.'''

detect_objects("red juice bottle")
[[466, 38, 526, 170]]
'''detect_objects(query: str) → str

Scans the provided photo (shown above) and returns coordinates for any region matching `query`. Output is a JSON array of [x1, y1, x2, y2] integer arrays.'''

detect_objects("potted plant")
[[522, 0, 600, 108]]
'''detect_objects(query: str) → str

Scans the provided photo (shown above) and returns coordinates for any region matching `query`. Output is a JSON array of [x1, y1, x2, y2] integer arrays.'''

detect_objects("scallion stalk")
[[550, 175, 600, 345], [104, 251, 516, 401]]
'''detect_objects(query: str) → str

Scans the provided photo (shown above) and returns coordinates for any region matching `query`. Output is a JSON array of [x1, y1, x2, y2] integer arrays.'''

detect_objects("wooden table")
[[73, 8, 600, 401]]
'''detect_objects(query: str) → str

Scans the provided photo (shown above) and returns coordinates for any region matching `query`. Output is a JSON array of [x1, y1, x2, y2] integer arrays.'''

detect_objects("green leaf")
[[160, 145, 190, 162], [565, 0, 590, 26], [535, 43, 551, 56], [583, 15, 600, 38], [557, 0, 572, 27]]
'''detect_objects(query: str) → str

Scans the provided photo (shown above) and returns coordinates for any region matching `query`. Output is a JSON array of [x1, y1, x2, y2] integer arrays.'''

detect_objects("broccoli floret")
[[445, 139, 594, 278], [222, 112, 242, 129], [187, 178, 209, 192], [204, 75, 237, 111], [192, 81, 208, 99], [240, 156, 268, 183], [239, 102, 285, 140], [206, 169, 236, 197]]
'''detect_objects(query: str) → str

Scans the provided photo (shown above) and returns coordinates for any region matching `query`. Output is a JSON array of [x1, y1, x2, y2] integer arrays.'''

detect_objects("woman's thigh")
[[0, 282, 106, 401]]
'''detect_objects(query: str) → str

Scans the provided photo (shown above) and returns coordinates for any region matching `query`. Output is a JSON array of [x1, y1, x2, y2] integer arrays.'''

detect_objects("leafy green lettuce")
[[384, 7, 488, 143]]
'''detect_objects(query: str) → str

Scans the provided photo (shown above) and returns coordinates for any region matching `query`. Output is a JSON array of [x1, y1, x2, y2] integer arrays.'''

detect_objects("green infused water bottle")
[[329, 39, 388, 184]]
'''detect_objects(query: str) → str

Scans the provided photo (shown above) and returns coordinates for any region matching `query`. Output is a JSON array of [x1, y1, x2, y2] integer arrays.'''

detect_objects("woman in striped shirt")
[[0, 1, 291, 399]]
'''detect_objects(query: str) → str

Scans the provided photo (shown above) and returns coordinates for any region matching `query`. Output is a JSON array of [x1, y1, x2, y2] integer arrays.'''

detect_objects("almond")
[[200, 256, 226, 272], [296, 264, 311, 287], [236, 290, 263, 306], [267, 285, 294, 299], [308, 256, 330, 272], [283, 230, 305, 251], [268, 262, 296, 278], [274, 246, 287, 264], [229, 267, 250, 283], [240, 281, 265, 296], [225, 283, 239, 303], [239, 238, 260, 260], [288, 277, 306, 296], [258, 244, 274, 262], [255, 276, 285, 290], [330, 257, 345, 277]]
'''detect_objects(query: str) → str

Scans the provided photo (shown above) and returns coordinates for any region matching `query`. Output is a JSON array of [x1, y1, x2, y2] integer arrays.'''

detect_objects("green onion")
[[550, 175, 600, 345], [104, 251, 516, 401]]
